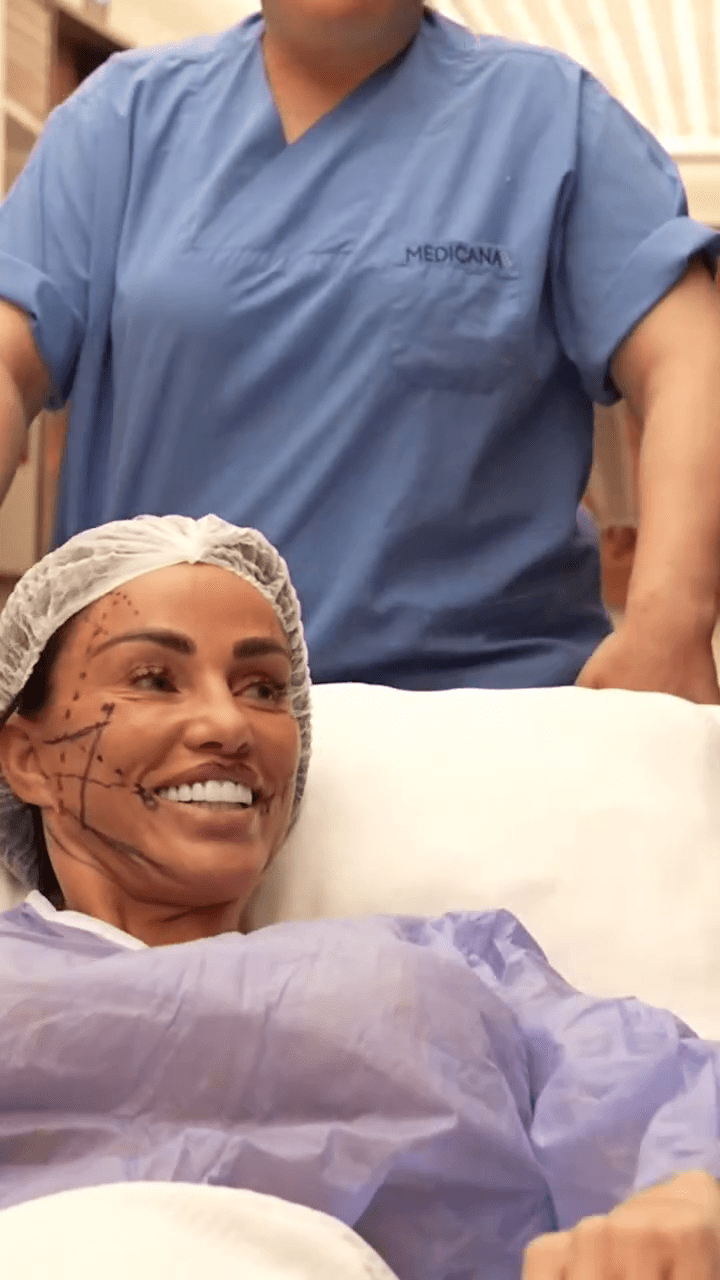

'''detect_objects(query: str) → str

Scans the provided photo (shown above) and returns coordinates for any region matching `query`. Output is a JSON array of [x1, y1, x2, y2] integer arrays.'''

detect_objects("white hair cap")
[[0, 514, 311, 889]]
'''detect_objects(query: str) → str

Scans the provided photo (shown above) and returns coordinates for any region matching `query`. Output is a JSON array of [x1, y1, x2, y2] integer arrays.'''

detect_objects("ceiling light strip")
[[585, 0, 647, 124], [540, 0, 596, 71], [670, 0, 710, 134], [491, 0, 546, 47], [625, 0, 682, 137]]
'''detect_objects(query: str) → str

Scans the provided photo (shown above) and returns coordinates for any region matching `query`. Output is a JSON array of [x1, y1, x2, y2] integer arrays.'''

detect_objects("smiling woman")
[[0, 515, 310, 945], [5, 517, 720, 1280]]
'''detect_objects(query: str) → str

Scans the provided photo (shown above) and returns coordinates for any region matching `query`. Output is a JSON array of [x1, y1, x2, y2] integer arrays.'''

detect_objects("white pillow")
[[0, 1182, 396, 1280], [3, 684, 720, 1037], [249, 684, 720, 1039]]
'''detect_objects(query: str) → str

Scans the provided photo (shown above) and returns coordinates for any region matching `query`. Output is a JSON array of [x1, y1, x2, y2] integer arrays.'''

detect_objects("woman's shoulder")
[[102, 20, 256, 86], [430, 9, 586, 89], [49, 20, 258, 133]]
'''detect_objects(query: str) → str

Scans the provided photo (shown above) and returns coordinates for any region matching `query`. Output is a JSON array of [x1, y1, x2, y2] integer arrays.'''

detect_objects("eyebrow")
[[90, 630, 291, 662]]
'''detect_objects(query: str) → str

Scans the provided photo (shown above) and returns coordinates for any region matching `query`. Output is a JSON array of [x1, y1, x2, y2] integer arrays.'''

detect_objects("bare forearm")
[[0, 362, 30, 506], [625, 350, 720, 638]]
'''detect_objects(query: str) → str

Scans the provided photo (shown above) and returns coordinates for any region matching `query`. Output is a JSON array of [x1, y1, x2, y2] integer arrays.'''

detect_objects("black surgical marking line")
[[61, 804, 148, 863], [43, 717, 113, 747], [134, 782, 159, 810], [53, 772, 127, 792], [78, 705, 115, 828], [61, 804, 183, 880], [45, 821, 129, 883]]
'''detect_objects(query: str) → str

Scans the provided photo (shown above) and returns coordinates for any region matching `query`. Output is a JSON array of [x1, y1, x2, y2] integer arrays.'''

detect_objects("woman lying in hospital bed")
[[1, 513, 720, 1280]]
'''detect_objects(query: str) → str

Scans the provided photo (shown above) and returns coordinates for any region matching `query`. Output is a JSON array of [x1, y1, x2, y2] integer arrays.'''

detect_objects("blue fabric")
[[1, 11, 717, 690], [1, 904, 720, 1280]]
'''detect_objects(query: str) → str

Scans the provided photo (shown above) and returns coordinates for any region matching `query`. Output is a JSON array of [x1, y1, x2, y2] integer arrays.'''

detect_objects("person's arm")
[[577, 258, 720, 701], [0, 301, 51, 505], [524, 1171, 720, 1279], [0, 63, 117, 510]]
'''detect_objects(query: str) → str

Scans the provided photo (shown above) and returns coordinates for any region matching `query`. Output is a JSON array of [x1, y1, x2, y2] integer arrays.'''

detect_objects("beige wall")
[[59, 0, 257, 50], [677, 159, 720, 226]]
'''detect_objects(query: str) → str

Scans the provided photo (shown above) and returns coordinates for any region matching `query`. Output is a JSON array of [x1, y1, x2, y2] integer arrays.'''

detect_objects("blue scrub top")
[[0, 10, 716, 689]]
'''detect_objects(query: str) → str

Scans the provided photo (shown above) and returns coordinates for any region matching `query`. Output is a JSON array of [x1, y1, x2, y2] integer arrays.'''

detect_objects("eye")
[[129, 666, 177, 694], [239, 678, 290, 705]]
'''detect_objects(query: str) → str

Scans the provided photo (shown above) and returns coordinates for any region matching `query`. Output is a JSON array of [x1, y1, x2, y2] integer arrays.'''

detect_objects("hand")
[[524, 1172, 720, 1280], [576, 618, 720, 704]]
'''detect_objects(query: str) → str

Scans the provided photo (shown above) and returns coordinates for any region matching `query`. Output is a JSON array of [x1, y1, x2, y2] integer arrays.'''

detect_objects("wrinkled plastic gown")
[[1, 904, 720, 1280]]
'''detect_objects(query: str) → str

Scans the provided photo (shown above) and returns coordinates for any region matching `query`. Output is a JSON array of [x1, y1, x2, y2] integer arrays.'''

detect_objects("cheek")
[[38, 698, 169, 801], [263, 717, 301, 795]]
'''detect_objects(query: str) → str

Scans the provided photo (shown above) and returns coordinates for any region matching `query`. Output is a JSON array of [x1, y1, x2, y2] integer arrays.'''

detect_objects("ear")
[[0, 719, 54, 808]]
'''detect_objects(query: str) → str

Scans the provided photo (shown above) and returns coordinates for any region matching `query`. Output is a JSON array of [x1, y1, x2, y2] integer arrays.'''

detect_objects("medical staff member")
[[0, 1, 719, 699]]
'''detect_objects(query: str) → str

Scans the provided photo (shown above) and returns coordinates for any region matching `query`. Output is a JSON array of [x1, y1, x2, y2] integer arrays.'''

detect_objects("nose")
[[182, 681, 255, 755]]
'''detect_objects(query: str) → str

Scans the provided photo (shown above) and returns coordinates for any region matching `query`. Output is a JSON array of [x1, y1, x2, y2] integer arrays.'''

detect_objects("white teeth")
[[156, 780, 254, 806]]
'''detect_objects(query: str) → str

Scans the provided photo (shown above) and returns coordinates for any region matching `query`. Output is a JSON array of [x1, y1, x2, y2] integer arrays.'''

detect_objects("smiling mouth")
[[155, 780, 259, 808]]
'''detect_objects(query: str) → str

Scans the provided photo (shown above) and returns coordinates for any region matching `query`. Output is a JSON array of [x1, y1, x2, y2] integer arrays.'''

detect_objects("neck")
[[262, 6, 423, 143], [47, 841, 251, 946], [62, 881, 247, 946]]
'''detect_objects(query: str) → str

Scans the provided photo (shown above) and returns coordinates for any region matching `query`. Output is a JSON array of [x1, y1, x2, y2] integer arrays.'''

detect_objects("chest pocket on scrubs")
[[389, 251, 522, 396]]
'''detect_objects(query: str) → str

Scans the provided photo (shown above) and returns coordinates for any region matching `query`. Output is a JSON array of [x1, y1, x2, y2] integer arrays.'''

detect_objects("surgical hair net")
[[0, 514, 311, 889]]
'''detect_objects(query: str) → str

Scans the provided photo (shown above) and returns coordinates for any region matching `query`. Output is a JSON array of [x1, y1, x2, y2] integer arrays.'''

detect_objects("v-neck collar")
[[248, 9, 431, 151]]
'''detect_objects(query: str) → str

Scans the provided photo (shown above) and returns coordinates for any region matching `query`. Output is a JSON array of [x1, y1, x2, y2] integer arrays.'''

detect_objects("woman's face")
[[3, 565, 300, 929]]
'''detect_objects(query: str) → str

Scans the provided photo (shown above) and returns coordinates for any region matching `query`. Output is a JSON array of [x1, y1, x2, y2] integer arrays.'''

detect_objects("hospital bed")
[[2, 681, 720, 1278]]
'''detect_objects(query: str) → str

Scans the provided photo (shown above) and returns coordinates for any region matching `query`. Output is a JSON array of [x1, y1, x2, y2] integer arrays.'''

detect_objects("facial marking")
[[30, 565, 301, 915], [53, 806, 181, 879], [44, 715, 118, 747], [135, 783, 159, 811]]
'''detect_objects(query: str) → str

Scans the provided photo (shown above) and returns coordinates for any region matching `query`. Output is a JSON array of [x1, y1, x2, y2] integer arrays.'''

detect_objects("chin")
[[173, 841, 273, 882]]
